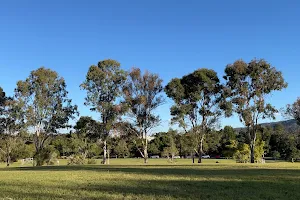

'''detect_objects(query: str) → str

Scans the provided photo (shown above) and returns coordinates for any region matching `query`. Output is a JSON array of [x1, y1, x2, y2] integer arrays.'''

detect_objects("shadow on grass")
[[1, 165, 300, 178], [0, 177, 299, 200]]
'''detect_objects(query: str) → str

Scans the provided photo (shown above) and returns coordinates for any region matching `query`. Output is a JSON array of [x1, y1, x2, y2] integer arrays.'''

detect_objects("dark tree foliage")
[[165, 68, 223, 163], [0, 87, 25, 166]]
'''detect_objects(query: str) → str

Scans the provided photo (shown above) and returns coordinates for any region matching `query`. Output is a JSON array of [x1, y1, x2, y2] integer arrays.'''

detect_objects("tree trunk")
[[34, 148, 44, 166], [102, 140, 107, 165], [198, 139, 203, 163], [250, 141, 255, 163], [192, 152, 195, 163], [107, 149, 110, 165], [6, 155, 11, 167], [143, 147, 148, 164], [143, 137, 148, 164], [250, 129, 256, 163]]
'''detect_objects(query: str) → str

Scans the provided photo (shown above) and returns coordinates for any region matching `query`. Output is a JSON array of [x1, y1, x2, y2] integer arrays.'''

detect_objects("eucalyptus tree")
[[165, 68, 223, 163], [0, 87, 20, 166], [81, 59, 127, 164], [223, 59, 287, 163], [15, 67, 78, 166], [285, 98, 300, 125], [123, 68, 164, 163]]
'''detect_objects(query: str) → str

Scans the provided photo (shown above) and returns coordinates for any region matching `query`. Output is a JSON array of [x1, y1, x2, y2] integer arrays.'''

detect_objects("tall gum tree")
[[81, 59, 127, 164], [223, 59, 287, 163], [0, 87, 21, 166], [15, 67, 78, 166], [123, 68, 164, 164], [165, 68, 223, 163]]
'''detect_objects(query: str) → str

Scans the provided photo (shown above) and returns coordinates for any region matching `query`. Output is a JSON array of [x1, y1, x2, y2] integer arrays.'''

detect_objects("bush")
[[87, 159, 97, 165], [234, 144, 250, 163], [272, 151, 281, 160], [46, 152, 59, 166], [34, 146, 57, 166], [67, 155, 86, 165]]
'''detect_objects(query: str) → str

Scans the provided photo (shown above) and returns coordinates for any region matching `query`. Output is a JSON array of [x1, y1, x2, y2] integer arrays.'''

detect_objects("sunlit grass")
[[0, 159, 299, 199]]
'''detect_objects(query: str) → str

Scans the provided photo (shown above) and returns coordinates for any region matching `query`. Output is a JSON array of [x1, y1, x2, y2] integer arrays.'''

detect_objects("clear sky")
[[0, 0, 299, 133]]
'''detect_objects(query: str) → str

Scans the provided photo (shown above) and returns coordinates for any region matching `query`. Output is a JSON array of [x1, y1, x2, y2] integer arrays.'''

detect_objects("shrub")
[[272, 151, 281, 160], [34, 146, 57, 166], [67, 155, 86, 165], [46, 152, 59, 166], [234, 144, 250, 163]]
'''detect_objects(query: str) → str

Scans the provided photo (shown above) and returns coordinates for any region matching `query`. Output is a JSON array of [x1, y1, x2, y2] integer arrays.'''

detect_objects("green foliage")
[[224, 59, 288, 163], [286, 98, 300, 125], [165, 68, 223, 163], [46, 152, 59, 165], [34, 145, 58, 166], [254, 139, 265, 162], [290, 147, 300, 162], [114, 139, 129, 158], [223, 139, 238, 158], [203, 130, 222, 154], [15, 67, 78, 166], [87, 159, 97, 165], [162, 132, 179, 161], [179, 133, 196, 157], [272, 151, 281, 160], [67, 155, 87, 165], [233, 143, 250, 163], [0, 87, 25, 166], [81, 59, 127, 164], [123, 68, 164, 163], [80, 59, 127, 134]]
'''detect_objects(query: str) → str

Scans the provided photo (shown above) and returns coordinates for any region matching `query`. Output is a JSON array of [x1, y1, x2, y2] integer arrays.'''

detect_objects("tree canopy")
[[223, 59, 287, 163]]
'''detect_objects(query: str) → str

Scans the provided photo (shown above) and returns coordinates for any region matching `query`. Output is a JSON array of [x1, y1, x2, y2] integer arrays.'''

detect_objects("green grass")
[[0, 159, 299, 200]]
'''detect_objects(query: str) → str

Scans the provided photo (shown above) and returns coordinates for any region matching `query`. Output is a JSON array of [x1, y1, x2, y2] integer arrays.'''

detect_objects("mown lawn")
[[0, 159, 299, 200]]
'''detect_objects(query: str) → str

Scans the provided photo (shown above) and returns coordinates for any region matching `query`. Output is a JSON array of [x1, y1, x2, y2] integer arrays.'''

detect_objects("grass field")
[[0, 159, 300, 200]]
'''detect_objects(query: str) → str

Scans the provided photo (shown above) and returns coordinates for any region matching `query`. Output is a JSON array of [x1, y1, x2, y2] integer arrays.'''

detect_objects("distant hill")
[[235, 119, 300, 133]]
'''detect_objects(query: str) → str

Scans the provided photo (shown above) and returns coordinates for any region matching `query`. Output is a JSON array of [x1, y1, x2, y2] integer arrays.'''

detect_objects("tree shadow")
[[1, 165, 300, 179], [0, 177, 299, 200]]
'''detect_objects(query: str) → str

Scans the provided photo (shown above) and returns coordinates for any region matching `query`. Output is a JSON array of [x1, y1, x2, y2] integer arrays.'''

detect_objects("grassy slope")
[[0, 159, 299, 200]]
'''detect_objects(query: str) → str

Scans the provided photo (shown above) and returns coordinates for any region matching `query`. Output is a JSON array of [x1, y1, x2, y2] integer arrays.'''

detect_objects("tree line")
[[0, 58, 299, 166]]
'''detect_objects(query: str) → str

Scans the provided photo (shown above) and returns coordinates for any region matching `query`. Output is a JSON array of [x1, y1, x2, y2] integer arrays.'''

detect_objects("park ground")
[[0, 159, 300, 200]]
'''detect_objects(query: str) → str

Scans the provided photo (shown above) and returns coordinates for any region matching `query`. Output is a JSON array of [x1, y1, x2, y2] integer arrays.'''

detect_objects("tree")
[[162, 131, 179, 162], [223, 59, 287, 163], [15, 67, 78, 166], [271, 150, 281, 160], [254, 138, 265, 163], [114, 139, 129, 158], [219, 126, 237, 158], [0, 87, 23, 166], [123, 68, 164, 163], [234, 143, 250, 163], [286, 98, 300, 125], [177, 132, 195, 158], [165, 68, 223, 163], [81, 59, 127, 164], [73, 116, 101, 159]]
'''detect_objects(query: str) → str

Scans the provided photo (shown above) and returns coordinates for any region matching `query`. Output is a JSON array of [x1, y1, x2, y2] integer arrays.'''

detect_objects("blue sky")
[[0, 0, 299, 133]]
